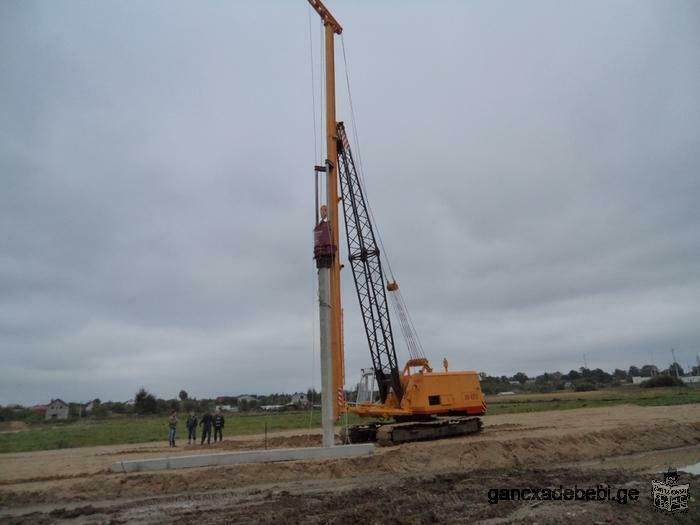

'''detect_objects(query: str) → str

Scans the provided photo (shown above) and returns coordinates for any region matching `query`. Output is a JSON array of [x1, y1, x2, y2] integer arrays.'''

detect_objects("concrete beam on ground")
[[111, 443, 375, 473]]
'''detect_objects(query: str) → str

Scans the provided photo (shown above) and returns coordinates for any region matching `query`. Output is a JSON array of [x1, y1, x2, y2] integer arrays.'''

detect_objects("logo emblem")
[[652, 468, 689, 513]]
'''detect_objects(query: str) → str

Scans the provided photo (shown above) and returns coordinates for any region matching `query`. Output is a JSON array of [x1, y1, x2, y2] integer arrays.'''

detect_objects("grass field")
[[0, 410, 365, 454], [1, 386, 698, 453], [484, 385, 700, 415]]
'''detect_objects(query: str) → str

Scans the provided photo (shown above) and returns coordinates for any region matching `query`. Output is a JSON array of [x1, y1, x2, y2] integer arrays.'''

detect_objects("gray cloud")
[[1, 0, 699, 404]]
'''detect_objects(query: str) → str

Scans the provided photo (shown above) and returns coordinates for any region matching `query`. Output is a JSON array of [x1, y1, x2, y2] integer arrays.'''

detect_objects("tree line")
[[479, 362, 694, 395]]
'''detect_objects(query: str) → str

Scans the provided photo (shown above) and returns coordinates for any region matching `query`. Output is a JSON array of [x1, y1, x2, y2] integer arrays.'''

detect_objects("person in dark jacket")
[[213, 411, 225, 442], [199, 411, 213, 445], [186, 411, 198, 444]]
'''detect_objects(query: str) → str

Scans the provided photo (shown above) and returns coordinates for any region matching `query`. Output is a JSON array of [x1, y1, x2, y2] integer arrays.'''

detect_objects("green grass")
[[0, 410, 361, 454], [1, 386, 698, 453], [485, 386, 700, 415]]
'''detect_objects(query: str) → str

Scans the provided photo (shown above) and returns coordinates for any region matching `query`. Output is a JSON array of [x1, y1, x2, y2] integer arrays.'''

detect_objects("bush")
[[574, 382, 597, 392], [640, 375, 686, 388], [532, 383, 555, 393]]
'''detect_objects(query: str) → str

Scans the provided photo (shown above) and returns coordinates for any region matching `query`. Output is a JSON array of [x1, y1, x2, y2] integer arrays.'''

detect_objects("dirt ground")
[[1, 404, 699, 523]]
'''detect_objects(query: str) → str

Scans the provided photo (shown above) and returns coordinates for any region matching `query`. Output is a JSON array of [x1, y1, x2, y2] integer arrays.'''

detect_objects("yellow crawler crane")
[[309, 0, 485, 446]]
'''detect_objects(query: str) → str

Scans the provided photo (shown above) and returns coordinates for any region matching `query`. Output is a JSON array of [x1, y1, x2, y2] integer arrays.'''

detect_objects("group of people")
[[168, 410, 225, 447]]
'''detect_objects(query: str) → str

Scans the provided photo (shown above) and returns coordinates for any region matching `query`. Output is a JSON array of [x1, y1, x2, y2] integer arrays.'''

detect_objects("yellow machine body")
[[350, 359, 487, 419]]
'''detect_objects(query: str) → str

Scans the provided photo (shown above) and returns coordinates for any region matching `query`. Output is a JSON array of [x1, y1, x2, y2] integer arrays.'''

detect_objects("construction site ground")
[[1, 404, 699, 523]]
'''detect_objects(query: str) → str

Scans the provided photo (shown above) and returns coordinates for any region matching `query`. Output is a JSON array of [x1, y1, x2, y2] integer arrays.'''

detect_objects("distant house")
[[215, 404, 238, 413], [236, 395, 257, 403], [261, 404, 285, 412], [45, 399, 69, 420], [290, 392, 310, 408], [633, 375, 700, 385]]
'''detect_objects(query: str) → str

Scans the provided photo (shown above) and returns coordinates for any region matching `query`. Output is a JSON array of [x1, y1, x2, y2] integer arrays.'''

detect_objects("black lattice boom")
[[336, 122, 403, 403]]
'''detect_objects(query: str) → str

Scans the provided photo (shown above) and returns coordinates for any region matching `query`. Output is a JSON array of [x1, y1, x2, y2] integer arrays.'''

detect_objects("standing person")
[[213, 410, 225, 443], [186, 411, 198, 444], [199, 410, 213, 445], [168, 410, 178, 447]]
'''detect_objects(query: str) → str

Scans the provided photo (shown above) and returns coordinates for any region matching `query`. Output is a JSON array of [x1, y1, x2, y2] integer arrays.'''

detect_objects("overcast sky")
[[1, 1, 698, 405]]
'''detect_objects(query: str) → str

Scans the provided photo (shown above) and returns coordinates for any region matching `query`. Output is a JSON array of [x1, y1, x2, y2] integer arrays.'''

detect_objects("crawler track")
[[343, 416, 482, 446]]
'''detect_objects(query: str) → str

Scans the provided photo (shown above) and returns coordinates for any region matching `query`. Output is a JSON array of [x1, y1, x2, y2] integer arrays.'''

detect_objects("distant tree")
[[306, 388, 318, 405], [68, 403, 82, 418], [179, 390, 188, 401], [628, 366, 640, 377], [589, 368, 613, 384], [669, 363, 684, 377], [182, 399, 197, 412], [536, 373, 551, 384], [612, 369, 628, 381], [156, 398, 170, 413], [512, 372, 528, 384], [532, 382, 555, 393], [108, 402, 128, 414], [574, 382, 597, 392], [640, 365, 658, 377], [566, 370, 581, 381], [92, 403, 109, 418], [134, 388, 158, 415], [479, 374, 513, 395]]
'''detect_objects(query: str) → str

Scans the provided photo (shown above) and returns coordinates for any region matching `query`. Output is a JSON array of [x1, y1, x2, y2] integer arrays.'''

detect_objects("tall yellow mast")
[[308, 1, 487, 447], [308, 0, 345, 431]]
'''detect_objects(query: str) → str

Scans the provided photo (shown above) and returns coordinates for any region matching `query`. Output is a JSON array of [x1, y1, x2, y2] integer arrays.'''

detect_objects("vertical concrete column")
[[318, 266, 334, 447]]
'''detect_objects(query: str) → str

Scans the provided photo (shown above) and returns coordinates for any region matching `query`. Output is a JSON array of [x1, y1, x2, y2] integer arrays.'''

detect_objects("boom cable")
[[339, 35, 425, 360]]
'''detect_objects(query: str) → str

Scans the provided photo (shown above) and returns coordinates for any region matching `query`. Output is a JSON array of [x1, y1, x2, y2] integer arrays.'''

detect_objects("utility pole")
[[309, 0, 344, 448]]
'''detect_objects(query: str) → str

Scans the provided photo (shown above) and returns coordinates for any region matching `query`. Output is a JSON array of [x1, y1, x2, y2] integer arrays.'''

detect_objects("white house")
[[236, 395, 257, 403], [632, 375, 700, 385], [290, 392, 310, 408], [45, 399, 69, 420], [261, 404, 285, 411], [215, 404, 238, 412]]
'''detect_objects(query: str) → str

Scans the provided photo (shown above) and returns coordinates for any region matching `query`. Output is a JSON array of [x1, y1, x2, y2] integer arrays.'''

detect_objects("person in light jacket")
[[168, 410, 178, 447], [213, 411, 225, 443]]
